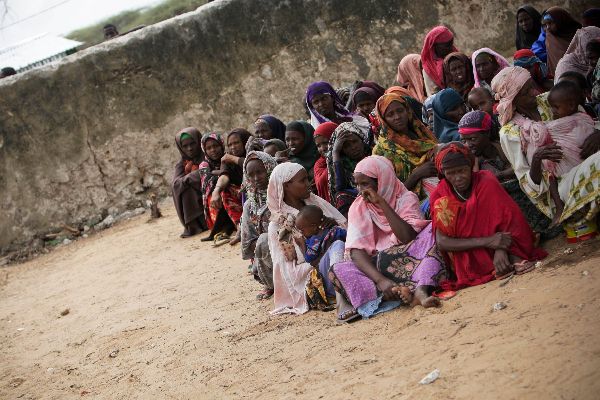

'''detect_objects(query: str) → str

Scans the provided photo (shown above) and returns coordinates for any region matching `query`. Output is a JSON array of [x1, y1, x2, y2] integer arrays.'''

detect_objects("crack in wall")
[[84, 123, 110, 194]]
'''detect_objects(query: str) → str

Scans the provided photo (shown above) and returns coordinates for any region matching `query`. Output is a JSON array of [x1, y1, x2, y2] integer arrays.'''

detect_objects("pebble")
[[493, 302, 507, 311], [109, 349, 119, 358], [419, 369, 440, 385], [62, 238, 72, 245], [563, 248, 574, 255], [582, 270, 589, 276]]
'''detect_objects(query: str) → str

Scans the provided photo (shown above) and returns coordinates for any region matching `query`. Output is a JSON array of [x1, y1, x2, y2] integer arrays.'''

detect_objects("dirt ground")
[[1, 201, 600, 400]]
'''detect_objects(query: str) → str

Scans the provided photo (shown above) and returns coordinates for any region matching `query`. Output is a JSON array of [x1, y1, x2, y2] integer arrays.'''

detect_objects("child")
[[517, 80, 595, 226], [294, 205, 347, 268], [467, 87, 501, 141]]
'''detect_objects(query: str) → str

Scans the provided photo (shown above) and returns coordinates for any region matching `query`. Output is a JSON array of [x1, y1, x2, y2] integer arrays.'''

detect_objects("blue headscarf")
[[432, 88, 463, 143], [256, 114, 286, 141]]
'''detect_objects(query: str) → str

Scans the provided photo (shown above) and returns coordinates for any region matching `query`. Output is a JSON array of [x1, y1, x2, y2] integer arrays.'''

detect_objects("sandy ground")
[[1, 202, 600, 400]]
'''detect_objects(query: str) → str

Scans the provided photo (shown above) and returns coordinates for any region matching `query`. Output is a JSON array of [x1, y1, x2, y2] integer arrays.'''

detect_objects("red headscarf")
[[313, 121, 338, 140], [313, 122, 338, 202], [421, 26, 458, 89]]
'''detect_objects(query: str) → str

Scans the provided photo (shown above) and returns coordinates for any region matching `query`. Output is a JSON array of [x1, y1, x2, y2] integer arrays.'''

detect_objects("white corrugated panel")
[[0, 33, 83, 72]]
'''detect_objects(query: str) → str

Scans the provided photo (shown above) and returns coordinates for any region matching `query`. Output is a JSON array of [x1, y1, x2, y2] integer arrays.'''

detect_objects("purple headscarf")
[[305, 81, 351, 128]]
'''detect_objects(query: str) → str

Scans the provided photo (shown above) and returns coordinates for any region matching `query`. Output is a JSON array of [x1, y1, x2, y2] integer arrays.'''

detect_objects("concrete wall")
[[0, 0, 594, 252]]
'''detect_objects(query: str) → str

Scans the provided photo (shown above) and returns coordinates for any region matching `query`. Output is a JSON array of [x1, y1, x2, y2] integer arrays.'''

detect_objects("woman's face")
[[448, 59, 467, 84], [314, 135, 329, 158], [383, 101, 409, 132], [434, 39, 454, 59], [445, 103, 466, 123], [542, 19, 557, 34], [517, 11, 534, 33], [513, 78, 539, 112], [354, 172, 378, 193], [227, 134, 245, 157], [283, 169, 311, 200], [342, 133, 365, 161], [254, 120, 273, 139], [475, 53, 498, 82], [587, 48, 600, 69], [245, 159, 268, 190], [356, 99, 376, 118], [180, 137, 198, 159], [204, 138, 224, 161], [311, 93, 335, 118], [285, 130, 306, 155], [461, 132, 490, 156], [444, 164, 472, 194]]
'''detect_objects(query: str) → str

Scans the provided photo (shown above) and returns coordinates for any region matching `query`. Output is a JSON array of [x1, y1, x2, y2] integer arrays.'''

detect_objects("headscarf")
[[583, 8, 600, 28], [385, 85, 425, 122], [199, 132, 225, 199], [200, 132, 224, 169], [226, 128, 252, 155], [516, 5, 543, 50], [326, 121, 370, 205], [434, 143, 474, 176], [544, 7, 582, 75], [432, 88, 464, 143], [255, 114, 286, 141], [373, 93, 437, 182], [175, 127, 203, 163], [305, 81, 351, 128], [313, 121, 338, 140], [396, 54, 427, 102], [443, 52, 474, 99], [242, 151, 278, 217], [554, 26, 600, 81], [421, 26, 458, 90], [458, 110, 492, 136], [345, 156, 429, 255], [513, 49, 549, 84], [264, 138, 287, 153], [285, 121, 319, 172], [491, 66, 532, 126], [472, 48, 510, 89]]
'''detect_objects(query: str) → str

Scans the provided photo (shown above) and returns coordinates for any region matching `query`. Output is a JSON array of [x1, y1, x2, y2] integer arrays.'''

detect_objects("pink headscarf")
[[420, 26, 458, 90], [471, 48, 510, 88], [396, 54, 427, 102], [345, 156, 429, 255], [554, 26, 600, 82], [491, 66, 532, 126]]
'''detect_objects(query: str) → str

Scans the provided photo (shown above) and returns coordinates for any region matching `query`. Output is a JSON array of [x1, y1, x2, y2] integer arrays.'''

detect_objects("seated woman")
[[458, 110, 560, 240], [472, 48, 510, 94], [554, 26, 600, 82], [491, 66, 600, 236], [329, 156, 445, 322], [420, 26, 459, 96], [241, 151, 278, 300], [432, 88, 466, 143], [515, 5, 543, 50], [385, 85, 424, 122], [396, 53, 427, 102], [543, 7, 582, 76], [430, 143, 547, 290], [198, 133, 243, 245], [326, 121, 371, 216], [305, 81, 358, 128], [313, 122, 338, 203], [267, 163, 347, 315], [283, 121, 319, 182], [254, 114, 287, 141], [443, 52, 474, 101], [372, 92, 438, 198], [172, 127, 208, 238], [513, 49, 553, 92]]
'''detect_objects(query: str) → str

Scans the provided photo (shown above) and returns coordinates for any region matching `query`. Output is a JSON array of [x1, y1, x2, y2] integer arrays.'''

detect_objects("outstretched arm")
[[435, 230, 511, 252]]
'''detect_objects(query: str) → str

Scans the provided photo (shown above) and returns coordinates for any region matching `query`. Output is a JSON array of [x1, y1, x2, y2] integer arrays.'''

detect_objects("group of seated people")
[[171, 5, 600, 322]]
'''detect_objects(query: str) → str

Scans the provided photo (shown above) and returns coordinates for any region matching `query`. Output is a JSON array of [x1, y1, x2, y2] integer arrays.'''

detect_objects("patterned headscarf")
[[305, 81, 351, 128], [491, 66, 533, 125], [243, 151, 278, 217], [458, 110, 492, 136], [200, 132, 224, 169], [513, 49, 549, 83]]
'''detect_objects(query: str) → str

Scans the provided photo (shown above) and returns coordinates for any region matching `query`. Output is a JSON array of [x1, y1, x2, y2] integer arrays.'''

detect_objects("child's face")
[[315, 135, 329, 158], [548, 93, 578, 119], [468, 91, 494, 115], [263, 144, 278, 157], [295, 215, 321, 238]]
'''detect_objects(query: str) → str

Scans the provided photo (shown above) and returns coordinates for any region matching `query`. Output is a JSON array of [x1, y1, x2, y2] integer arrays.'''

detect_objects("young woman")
[[284, 121, 319, 181], [396, 53, 427, 102], [515, 5, 543, 50], [420, 26, 459, 96], [172, 127, 208, 238], [542, 7, 582, 75], [443, 52, 474, 101], [432, 88, 466, 143], [471, 48, 510, 93], [254, 114, 287, 141]]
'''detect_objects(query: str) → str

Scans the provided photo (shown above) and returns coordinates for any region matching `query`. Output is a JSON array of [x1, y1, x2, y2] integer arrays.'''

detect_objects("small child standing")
[[516, 80, 595, 225], [294, 205, 347, 268]]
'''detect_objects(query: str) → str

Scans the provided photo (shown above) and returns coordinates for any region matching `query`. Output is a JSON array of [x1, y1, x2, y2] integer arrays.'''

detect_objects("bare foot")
[[413, 285, 441, 308], [229, 230, 241, 245], [391, 286, 413, 304]]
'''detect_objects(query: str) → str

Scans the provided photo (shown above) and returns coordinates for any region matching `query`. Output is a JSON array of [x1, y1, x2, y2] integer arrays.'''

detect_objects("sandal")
[[335, 292, 361, 324], [212, 232, 231, 247], [256, 288, 274, 300], [432, 289, 457, 300], [514, 260, 535, 275]]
